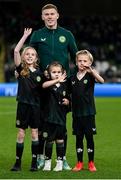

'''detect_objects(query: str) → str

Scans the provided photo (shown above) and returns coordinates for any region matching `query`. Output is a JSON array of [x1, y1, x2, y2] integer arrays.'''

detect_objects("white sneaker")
[[43, 160, 51, 171], [53, 160, 63, 171]]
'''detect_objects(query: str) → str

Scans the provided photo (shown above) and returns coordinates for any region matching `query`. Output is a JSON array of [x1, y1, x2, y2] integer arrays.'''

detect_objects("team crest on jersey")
[[59, 36, 66, 43], [36, 76, 41, 82], [83, 79, 88, 84], [53, 87, 57, 91], [16, 119, 20, 126], [43, 132, 48, 138], [63, 91, 66, 96]]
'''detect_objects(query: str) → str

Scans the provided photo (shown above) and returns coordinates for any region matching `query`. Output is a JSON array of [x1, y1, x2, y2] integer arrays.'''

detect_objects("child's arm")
[[42, 73, 67, 88], [14, 28, 32, 67], [86, 66, 104, 83]]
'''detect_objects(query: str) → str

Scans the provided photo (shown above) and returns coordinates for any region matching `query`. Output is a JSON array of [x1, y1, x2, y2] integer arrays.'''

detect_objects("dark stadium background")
[[0, 0, 121, 83]]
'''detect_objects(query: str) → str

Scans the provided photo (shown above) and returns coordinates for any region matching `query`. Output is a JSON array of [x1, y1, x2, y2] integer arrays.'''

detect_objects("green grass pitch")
[[0, 97, 121, 179]]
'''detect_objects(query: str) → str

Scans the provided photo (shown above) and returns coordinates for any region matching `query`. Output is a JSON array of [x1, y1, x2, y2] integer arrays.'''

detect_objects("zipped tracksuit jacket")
[[29, 26, 78, 75]]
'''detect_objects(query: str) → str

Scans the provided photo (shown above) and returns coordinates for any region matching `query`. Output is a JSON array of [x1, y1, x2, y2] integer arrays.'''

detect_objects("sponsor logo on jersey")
[[72, 81, 75, 85], [59, 36, 66, 43], [40, 38, 46, 41]]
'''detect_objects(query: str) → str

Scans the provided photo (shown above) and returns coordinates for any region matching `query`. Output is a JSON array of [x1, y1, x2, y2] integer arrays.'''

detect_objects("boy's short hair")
[[76, 50, 93, 63], [42, 4, 58, 12]]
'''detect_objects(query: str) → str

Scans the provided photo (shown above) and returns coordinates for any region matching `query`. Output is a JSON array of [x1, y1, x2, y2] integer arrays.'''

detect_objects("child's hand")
[[24, 28, 32, 37], [84, 65, 93, 73], [58, 72, 67, 82], [62, 98, 69, 105]]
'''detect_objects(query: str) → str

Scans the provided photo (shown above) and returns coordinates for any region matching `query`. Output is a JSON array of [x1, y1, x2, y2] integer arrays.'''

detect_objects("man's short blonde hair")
[[76, 50, 94, 63], [42, 4, 58, 12]]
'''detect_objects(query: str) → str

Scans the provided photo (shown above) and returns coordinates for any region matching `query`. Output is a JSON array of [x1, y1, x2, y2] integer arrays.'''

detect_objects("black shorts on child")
[[42, 122, 66, 141], [72, 115, 97, 136], [16, 102, 40, 129]]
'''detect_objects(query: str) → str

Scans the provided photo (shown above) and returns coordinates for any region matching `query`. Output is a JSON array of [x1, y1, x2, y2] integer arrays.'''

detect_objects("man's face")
[[42, 8, 59, 29]]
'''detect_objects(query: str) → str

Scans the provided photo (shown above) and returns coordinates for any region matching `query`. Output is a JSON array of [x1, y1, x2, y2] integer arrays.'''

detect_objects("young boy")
[[41, 61, 70, 171], [69, 50, 104, 172]]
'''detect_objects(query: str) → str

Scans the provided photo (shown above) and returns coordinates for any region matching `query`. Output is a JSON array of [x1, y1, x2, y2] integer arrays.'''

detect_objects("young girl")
[[11, 28, 43, 171], [70, 50, 104, 172], [42, 61, 70, 171]]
